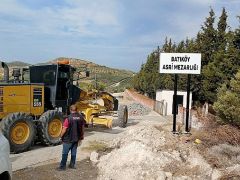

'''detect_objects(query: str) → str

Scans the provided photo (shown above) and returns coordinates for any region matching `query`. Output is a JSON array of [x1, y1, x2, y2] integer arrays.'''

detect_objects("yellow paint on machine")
[[0, 84, 44, 119], [92, 117, 112, 128]]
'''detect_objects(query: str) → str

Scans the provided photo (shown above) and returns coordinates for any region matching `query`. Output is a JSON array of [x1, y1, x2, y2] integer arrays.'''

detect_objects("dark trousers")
[[60, 142, 78, 168]]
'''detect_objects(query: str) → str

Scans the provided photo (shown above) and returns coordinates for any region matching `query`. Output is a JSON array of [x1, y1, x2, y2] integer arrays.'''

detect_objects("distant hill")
[[50, 57, 133, 75], [0, 57, 134, 92], [6, 61, 31, 67]]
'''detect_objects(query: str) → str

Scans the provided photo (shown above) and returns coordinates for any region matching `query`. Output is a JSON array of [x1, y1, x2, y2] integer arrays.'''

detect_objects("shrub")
[[213, 70, 240, 126]]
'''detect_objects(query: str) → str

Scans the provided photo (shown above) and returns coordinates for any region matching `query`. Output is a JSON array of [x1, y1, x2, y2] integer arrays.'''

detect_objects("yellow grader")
[[0, 61, 128, 153]]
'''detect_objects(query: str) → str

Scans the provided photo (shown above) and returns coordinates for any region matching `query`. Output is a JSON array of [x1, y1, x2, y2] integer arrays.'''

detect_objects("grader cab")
[[0, 61, 128, 153]]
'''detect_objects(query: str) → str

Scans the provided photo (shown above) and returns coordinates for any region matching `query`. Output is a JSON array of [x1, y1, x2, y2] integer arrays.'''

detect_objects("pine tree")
[[201, 9, 240, 103], [199, 8, 217, 66], [217, 8, 228, 50], [133, 50, 161, 98], [189, 8, 218, 102], [214, 70, 240, 126], [234, 16, 240, 50], [176, 40, 185, 53], [133, 64, 145, 93]]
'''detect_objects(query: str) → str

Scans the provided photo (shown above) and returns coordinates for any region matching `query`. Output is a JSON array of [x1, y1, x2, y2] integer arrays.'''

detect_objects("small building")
[[155, 90, 192, 116]]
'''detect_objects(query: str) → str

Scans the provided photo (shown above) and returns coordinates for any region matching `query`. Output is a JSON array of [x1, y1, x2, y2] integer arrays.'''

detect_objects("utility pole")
[[95, 73, 97, 90], [94, 68, 97, 101]]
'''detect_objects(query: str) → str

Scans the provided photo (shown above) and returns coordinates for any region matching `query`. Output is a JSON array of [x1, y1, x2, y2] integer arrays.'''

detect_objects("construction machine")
[[0, 61, 128, 153]]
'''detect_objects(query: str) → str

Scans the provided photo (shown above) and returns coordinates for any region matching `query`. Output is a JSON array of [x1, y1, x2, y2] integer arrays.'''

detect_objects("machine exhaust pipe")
[[1, 62, 9, 82]]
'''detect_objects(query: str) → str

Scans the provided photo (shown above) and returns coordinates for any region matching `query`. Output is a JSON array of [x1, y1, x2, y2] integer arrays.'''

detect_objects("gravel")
[[90, 151, 99, 164], [127, 103, 151, 116]]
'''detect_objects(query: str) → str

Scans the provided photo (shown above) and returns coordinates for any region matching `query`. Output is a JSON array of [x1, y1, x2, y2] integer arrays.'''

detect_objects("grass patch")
[[205, 144, 240, 168], [82, 141, 109, 152], [189, 125, 240, 147]]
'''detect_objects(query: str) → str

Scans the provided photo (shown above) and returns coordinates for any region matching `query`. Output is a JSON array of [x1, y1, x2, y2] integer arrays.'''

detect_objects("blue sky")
[[0, 0, 239, 72]]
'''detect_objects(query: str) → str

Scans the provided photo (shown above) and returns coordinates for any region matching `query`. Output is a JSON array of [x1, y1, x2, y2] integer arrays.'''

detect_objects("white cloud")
[[0, 0, 121, 37]]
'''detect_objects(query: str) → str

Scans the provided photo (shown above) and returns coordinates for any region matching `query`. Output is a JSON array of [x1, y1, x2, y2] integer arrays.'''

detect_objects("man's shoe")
[[68, 164, 76, 169], [56, 166, 66, 171]]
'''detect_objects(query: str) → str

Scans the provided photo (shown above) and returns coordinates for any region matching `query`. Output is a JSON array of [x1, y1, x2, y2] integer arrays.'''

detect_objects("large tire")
[[113, 105, 128, 128], [1, 112, 36, 153], [37, 110, 64, 145]]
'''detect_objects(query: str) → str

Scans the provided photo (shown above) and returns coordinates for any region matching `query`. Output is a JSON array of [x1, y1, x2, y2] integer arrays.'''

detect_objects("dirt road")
[[10, 126, 126, 171], [13, 159, 98, 180]]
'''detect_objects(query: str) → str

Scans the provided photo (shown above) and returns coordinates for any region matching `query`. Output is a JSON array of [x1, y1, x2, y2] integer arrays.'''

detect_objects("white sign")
[[159, 53, 201, 74]]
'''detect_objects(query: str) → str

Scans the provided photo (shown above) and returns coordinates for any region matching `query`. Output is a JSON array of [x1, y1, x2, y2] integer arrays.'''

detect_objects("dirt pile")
[[128, 103, 151, 116], [95, 124, 220, 180]]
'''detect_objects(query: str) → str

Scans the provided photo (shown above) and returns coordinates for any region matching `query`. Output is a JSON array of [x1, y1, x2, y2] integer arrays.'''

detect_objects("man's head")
[[70, 104, 77, 113]]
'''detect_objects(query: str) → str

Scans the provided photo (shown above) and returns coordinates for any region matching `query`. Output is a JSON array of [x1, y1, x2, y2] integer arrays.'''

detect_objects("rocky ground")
[[12, 91, 240, 180], [127, 102, 152, 116]]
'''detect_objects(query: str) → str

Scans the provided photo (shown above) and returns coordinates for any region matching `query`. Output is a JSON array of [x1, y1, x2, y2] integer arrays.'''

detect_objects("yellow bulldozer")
[[0, 61, 128, 153]]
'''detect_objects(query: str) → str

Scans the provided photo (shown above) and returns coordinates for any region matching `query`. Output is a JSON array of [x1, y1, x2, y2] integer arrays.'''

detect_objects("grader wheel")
[[37, 110, 63, 145], [113, 105, 128, 128], [1, 112, 36, 153]]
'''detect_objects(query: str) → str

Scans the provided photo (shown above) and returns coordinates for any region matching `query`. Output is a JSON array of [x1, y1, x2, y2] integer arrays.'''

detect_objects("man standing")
[[57, 105, 85, 170]]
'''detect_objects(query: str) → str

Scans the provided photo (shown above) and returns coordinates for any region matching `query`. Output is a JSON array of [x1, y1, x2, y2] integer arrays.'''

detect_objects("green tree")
[[211, 14, 240, 123], [142, 53, 159, 98], [187, 8, 218, 102], [198, 8, 230, 103], [216, 7, 228, 50], [233, 16, 240, 50], [198, 8, 217, 66], [133, 64, 146, 93], [202, 28, 240, 103], [214, 70, 240, 126]]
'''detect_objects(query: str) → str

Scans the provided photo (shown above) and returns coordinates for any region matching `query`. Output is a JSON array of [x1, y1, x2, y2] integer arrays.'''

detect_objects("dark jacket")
[[62, 112, 84, 143]]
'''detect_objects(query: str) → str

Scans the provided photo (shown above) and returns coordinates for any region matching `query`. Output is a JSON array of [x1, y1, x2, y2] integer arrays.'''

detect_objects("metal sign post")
[[185, 74, 191, 132], [172, 74, 178, 133]]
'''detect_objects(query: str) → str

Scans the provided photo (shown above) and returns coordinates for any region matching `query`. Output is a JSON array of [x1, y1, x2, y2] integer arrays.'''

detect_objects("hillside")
[[6, 61, 31, 67], [0, 58, 134, 92], [51, 57, 134, 92]]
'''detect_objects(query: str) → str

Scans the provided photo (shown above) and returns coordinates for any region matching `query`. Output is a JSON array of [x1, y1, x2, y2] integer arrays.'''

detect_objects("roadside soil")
[[13, 159, 98, 180]]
